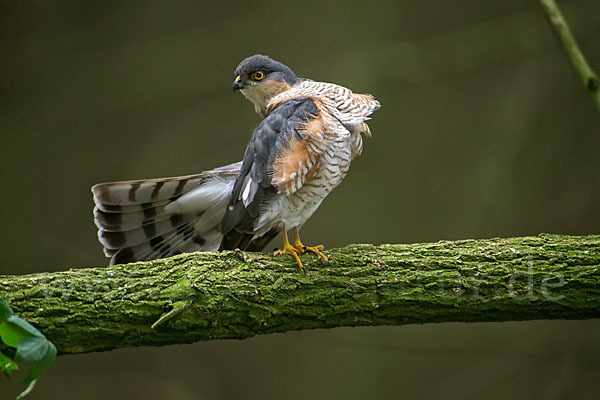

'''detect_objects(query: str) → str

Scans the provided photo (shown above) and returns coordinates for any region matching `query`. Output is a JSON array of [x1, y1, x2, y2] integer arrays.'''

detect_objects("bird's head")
[[233, 54, 299, 117]]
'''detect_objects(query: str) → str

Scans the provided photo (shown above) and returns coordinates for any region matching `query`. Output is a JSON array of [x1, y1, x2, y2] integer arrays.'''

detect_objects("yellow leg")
[[272, 224, 304, 272], [292, 227, 328, 265]]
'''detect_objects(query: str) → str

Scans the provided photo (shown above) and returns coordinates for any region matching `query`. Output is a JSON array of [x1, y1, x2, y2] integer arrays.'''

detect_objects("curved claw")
[[291, 227, 328, 266], [300, 245, 328, 265], [273, 244, 305, 272]]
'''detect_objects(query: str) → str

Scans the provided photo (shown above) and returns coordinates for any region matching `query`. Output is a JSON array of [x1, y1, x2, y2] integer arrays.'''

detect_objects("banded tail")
[[92, 162, 244, 265]]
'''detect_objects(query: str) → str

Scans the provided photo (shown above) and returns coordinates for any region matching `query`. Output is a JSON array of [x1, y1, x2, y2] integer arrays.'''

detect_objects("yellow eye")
[[252, 71, 265, 80]]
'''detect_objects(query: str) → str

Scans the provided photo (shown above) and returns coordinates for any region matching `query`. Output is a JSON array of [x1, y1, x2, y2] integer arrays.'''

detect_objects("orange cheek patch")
[[255, 80, 291, 102]]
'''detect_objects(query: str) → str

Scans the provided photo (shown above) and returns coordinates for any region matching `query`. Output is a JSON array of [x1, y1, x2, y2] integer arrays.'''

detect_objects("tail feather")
[[92, 174, 205, 206], [94, 204, 172, 232], [111, 222, 197, 265], [93, 161, 278, 265], [192, 199, 230, 234], [97, 212, 200, 250], [118, 225, 223, 265], [93, 199, 170, 214], [93, 162, 242, 265]]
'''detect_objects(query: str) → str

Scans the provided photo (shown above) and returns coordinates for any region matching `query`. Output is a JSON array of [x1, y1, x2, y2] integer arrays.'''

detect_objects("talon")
[[272, 224, 305, 272], [272, 246, 304, 271], [272, 225, 328, 271], [292, 227, 328, 266], [303, 245, 328, 264]]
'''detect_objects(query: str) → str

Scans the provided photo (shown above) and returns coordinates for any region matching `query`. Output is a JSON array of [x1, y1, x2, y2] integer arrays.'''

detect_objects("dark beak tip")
[[232, 81, 243, 91]]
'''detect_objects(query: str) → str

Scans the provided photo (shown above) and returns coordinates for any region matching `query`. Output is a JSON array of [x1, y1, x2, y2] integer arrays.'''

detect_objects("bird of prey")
[[92, 54, 380, 271]]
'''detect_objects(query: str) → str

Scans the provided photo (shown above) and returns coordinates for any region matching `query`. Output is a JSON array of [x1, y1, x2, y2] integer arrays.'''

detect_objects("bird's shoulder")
[[259, 96, 319, 136], [242, 96, 325, 194], [267, 80, 380, 125]]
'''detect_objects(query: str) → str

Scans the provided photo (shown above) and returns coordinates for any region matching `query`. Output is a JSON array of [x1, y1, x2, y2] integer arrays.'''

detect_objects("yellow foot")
[[295, 243, 328, 265], [291, 227, 328, 265], [272, 243, 305, 273]]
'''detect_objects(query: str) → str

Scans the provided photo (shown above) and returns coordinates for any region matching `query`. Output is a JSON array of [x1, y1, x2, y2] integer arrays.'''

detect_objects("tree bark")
[[1, 234, 599, 355]]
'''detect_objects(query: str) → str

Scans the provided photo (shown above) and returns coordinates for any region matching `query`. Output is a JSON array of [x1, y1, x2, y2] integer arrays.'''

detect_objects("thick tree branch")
[[539, 0, 600, 114], [1, 234, 599, 355]]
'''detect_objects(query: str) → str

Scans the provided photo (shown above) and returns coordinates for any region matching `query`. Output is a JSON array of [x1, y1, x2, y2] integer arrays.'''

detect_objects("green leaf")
[[0, 296, 56, 398], [0, 321, 25, 348], [15, 379, 37, 400], [0, 351, 19, 378], [0, 297, 14, 322], [0, 315, 44, 348], [15, 337, 49, 363], [17, 337, 57, 384]]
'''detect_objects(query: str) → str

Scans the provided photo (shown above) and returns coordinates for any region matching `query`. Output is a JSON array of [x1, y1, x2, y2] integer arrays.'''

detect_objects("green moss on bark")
[[1, 234, 599, 354]]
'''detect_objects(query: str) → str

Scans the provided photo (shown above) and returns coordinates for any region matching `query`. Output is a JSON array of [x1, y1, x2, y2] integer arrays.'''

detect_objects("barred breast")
[[282, 134, 355, 226], [254, 127, 358, 237], [254, 79, 380, 237]]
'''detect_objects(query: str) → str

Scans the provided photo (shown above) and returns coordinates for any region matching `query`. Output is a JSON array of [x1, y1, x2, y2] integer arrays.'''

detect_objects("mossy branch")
[[539, 0, 600, 114], [1, 234, 599, 355]]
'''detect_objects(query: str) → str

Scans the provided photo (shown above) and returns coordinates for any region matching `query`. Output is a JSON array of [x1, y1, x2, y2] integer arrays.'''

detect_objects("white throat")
[[240, 88, 267, 117]]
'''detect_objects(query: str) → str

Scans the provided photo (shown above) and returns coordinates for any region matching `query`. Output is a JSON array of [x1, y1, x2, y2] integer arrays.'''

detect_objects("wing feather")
[[220, 97, 319, 243], [92, 162, 241, 265]]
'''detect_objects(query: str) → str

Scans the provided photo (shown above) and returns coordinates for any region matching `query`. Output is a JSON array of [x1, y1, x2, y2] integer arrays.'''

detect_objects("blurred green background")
[[2, 0, 599, 398]]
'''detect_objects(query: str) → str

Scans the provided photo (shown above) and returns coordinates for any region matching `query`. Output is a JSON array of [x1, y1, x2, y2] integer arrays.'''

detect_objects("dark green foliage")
[[0, 297, 56, 399]]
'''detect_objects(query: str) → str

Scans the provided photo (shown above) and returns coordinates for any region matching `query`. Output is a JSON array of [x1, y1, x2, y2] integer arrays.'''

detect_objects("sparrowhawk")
[[92, 55, 380, 271]]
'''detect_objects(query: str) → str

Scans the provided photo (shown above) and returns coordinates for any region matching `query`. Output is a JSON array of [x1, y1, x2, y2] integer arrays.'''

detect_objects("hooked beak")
[[233, 75, 243, 91]]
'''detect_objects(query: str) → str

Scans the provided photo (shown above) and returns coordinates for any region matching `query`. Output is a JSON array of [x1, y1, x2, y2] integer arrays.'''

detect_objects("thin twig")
[[539, 0, 600, 115]]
